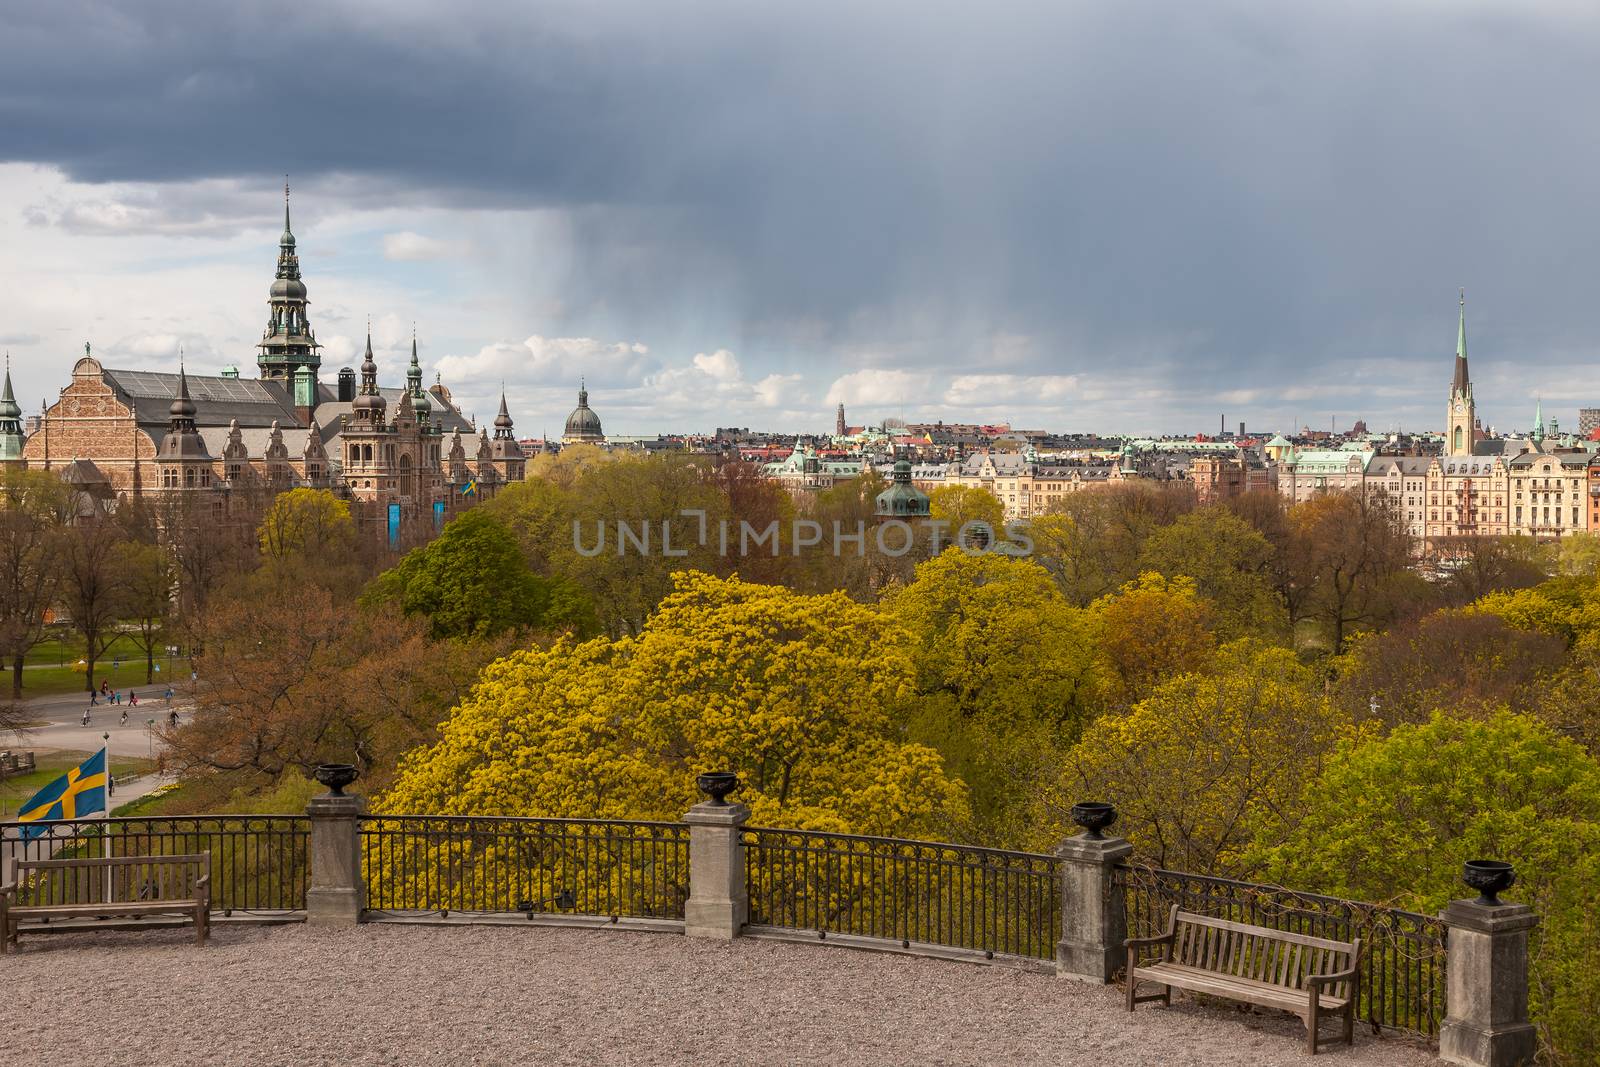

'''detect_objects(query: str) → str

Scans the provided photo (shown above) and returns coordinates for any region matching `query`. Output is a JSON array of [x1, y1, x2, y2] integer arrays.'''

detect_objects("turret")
[[351, 327, 387, 427], [0, 356, 24, 462], [257, 180, 322, 383]]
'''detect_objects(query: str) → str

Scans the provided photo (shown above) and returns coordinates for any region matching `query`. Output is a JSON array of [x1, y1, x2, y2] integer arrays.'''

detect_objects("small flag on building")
[[462, 478, 478, 497], [16, 748, 108, 839]]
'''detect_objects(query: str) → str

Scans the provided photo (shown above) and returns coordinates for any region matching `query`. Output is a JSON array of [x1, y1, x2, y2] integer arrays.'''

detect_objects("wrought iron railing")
[[741, 827, 1061, 961], [1, 816, 310, 913], [1116, 864, 1446, 1039], [361, 815, 690, 920]]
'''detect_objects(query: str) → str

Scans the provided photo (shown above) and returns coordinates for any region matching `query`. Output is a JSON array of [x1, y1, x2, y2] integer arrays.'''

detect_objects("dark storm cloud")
[[4, 1, 1600, 428]]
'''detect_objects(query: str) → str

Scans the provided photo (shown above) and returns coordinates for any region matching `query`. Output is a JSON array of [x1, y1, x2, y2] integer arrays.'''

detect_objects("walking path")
[[0, 924, 1445, 1066]]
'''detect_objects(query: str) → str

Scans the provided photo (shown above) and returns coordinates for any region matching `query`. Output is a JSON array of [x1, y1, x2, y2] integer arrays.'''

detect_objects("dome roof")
[[565, 405, 602, 436], [564, 384, 602, 439], [270, 276, 306, 300]]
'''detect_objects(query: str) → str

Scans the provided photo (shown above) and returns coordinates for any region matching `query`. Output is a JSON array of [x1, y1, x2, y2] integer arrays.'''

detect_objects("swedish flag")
[[16, 749, 107, 839], [462, 478, 478, 497]]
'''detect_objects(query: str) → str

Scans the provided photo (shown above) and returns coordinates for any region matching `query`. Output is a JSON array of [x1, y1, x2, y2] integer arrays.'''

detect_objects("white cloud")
[[944, 374, 1078, 407], [435, 335, 656, 390], [382, 231, 466, 262], [824, 369, 934, 407]]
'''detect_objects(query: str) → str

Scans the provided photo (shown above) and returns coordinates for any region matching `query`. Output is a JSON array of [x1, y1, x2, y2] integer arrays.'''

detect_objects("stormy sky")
[[2, 0, 1598, 437]]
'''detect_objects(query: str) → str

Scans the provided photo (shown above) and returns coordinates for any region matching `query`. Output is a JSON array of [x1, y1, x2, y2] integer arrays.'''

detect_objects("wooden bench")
[[1125, 905, 1362, 1054], [1, 852, 211, 952]]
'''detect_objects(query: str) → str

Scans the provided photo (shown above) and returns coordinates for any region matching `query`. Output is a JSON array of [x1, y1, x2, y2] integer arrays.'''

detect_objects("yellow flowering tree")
[[382, 571, 967, 837]]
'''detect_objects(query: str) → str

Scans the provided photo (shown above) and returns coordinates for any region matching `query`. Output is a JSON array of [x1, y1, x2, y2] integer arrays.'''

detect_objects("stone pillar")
[[1055, 831, 1134, 982], [683, 799, 749, 939], [1439, 900, 1539, 1067], [306, 792, 366, 925]]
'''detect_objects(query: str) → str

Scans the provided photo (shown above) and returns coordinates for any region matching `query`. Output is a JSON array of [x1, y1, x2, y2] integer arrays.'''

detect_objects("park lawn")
[[0, 751, 156, 819], [5, 632, 192, 698], [16, 658, 188, 698]]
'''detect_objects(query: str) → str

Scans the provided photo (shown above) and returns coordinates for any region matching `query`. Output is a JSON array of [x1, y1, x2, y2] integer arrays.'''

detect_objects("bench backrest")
[[1169, 908, 1360, 997], [7, 852, 210, 907]]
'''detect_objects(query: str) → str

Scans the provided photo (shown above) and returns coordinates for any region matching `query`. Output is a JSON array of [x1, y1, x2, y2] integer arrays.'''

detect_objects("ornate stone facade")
[[13, 194, 527, 524]]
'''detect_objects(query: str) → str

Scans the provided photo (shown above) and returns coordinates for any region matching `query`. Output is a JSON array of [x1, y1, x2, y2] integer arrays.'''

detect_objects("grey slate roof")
[[103, 368, 297, 432], [102, 367, 475, 456]]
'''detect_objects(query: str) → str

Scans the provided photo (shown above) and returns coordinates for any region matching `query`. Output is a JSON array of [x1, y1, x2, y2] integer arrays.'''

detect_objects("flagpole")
[[102, 733, 112, 905]]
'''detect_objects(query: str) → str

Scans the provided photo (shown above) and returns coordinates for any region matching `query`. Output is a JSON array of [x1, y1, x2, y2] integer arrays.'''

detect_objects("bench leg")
[[195, 904, 208, 945], [1125, 974, 1136, 1012], [1342, 1004, 1354, 1047], [1306, 1004, 1320, 1055]]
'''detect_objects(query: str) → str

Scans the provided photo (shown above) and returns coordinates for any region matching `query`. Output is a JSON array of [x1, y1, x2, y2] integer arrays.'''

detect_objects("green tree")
[[1287, 491, 1414, 654], [258, 488, 355, 562], [1032, 481, 1196, 606], [59, 514, 132, 693], [365, 510, 594, 639], [382, 572, 968, 838], [116, 540, 176, 684], [928, 485, 1005, 540], [1036, 640, 1352, 872], [1136, 505, 1287, 641], [1249, 712, 1600, 1062], [884, 550, 1098, 839], [0, 469, 69, 697]]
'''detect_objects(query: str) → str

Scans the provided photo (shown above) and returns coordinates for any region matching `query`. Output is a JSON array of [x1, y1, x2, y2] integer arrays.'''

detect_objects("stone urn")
[[1070, 802, 1118, 840], [314, 763, 358, 797], [1462, 859, 1516, 906], [696, 771, 740, 806]]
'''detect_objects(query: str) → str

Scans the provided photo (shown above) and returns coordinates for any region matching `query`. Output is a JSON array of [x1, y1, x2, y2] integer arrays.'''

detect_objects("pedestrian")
[[82, 707, 91, 726], [120, 709, 128, 726], [168, 709, 179, 729], [165, 686, 174, 703], [130, 691, 139, 707], [100, 679, 109, 696], [89, 690, 98, 706]]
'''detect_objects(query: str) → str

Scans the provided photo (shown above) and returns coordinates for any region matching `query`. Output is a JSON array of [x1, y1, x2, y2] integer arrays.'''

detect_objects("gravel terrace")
[[1, 924, 1445, 1067]]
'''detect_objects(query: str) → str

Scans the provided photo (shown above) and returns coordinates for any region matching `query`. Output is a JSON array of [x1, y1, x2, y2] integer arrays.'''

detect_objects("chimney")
[[338, 367, 356, 403]]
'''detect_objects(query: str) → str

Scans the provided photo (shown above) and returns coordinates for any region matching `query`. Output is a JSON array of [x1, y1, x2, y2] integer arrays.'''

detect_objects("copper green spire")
[[0, 353, 18, 421], [1533, 396, 1545, 442], [1451, 289, 1470, 397]]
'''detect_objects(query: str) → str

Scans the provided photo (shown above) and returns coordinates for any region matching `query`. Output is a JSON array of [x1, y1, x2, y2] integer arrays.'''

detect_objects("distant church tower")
[[836, 403, 847, 437], [1447, 290, 1475, 457], [257, 182, 322, 413]]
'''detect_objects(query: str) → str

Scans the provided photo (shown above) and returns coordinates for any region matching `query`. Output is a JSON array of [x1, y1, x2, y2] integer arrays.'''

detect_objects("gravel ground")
[[1, 924, 1444, 1067]]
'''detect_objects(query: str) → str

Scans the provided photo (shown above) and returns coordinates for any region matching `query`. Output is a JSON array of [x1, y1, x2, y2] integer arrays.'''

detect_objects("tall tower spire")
[[1447, 289, 1476, 457], [258, 181, 322, 385], [0, 353, 23, 462]]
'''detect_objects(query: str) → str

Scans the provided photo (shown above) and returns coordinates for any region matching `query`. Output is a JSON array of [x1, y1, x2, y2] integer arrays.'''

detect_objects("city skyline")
[[4, 3, 1600, 436]]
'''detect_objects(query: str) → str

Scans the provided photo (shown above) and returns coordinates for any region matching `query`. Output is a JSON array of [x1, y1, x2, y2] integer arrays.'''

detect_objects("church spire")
[[0, 354, 21, 461], [281, 177, 294, 248], [1452, 289, 1470, 397]]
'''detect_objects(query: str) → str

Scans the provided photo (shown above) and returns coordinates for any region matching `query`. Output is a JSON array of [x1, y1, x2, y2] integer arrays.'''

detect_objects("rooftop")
[[3, 924, 1443, 1067]]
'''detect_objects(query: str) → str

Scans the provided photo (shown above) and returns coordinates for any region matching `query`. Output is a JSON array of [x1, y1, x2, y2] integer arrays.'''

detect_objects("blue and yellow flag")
[[462, 478, 478, 497], [17, 748, 107, 839]]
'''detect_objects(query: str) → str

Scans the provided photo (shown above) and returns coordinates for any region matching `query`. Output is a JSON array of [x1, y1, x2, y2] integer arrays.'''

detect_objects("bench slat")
[[1176, 911, 1356, 954], [1135, 963, 1350, 1014]]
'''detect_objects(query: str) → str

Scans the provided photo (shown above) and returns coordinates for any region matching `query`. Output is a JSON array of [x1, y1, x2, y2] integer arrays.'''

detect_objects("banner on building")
[[387, 502, 402, 548], [433, 500, 446, 530]]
